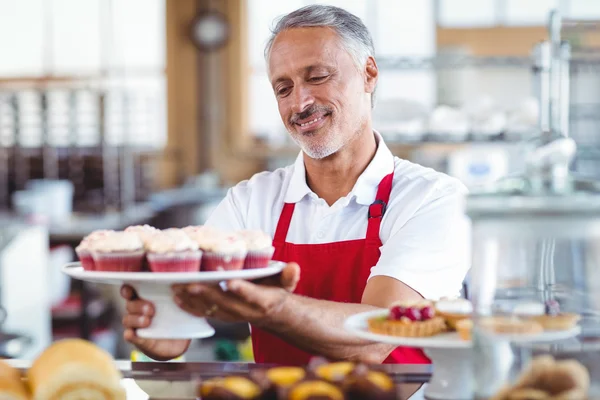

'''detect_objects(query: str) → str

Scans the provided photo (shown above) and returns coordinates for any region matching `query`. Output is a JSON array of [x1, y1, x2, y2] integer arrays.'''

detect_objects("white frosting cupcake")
[[125, 225, 159, 245], [91, 232, 144, 253], [182, 226, 223, 250], [236, 230, 273, 251], [76, 230, 115, 252], [146, 229, 199, 254]]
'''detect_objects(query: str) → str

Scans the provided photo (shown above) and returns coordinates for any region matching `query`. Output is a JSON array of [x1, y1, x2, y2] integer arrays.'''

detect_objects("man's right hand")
[[120, 285, 191, 361]]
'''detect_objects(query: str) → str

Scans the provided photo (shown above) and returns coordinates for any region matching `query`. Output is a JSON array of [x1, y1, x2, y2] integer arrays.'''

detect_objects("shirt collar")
[[284, 131, 395, 205]]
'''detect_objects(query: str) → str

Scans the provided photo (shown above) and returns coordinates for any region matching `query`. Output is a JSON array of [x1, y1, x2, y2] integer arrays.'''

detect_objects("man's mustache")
[[290, 105, 332, 125]]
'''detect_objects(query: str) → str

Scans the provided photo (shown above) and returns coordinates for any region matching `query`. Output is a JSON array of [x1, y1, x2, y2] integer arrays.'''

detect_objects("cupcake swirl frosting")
[[91, 232, 144, 253], [237, 230, 273, 250], [146, 228, 199, 253], [76, 230, 115, 251]]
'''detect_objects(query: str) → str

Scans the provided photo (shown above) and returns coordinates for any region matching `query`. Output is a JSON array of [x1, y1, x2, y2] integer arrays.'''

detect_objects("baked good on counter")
[[368, 301, 446, 337], [434, 298, 472, 330], [198, 376, 262, 400], [0, 360, 29, 400], [491, 355, 590, 400], [145, 228, 202, 272], [27, 338, 126, 400], [90, 231, 145, 272], [250, 366, 307, 400], [286, 380, 345, 400], [75, 230, 115, 271], [237, 230, 275, 269]]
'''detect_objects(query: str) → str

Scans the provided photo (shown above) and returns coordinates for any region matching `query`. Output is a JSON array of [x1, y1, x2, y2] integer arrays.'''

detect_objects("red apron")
[[251, 171, 430, 365]]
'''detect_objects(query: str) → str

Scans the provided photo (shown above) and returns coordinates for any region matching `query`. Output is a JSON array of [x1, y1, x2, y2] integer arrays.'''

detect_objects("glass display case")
[[468, 135, 600, 399]]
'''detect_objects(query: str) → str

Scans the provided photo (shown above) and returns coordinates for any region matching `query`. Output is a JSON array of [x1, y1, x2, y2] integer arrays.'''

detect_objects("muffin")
[[145, 229, 202, 273], [75, 230, 114, 271], [250, 366, 307, 400], [236, 230, 274, 269], [90, 231, 145, 272], [368, 301, 446, 338], [435, 298, 473, 330], [286, 380, 345, 400], [343, 364, 396, 400], [184, 227, 247, 272], [198, 376, 262, 400]]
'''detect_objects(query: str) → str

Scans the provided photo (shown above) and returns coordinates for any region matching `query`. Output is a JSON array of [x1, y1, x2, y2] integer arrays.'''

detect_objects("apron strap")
[[366, 171, 394, 241], [273, 203, 295, 245]]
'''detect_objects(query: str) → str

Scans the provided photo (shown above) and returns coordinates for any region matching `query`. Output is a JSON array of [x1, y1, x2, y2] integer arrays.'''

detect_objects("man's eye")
[[277, 87, 291, 96], [309, 76, 327, 82]]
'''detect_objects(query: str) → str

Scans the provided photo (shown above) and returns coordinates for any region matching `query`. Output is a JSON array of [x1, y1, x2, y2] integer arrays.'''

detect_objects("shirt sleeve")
[[369, 183, 471, 300], [204, 185, 248, 231]]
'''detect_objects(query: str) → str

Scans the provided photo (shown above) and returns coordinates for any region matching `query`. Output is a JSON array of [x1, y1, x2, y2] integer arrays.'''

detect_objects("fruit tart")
[[368, 301, 446, 337], [525, 300, 581, 331]]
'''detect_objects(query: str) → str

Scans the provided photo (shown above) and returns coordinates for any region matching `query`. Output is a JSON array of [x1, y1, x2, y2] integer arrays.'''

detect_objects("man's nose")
[[291, 85, 315, 114]]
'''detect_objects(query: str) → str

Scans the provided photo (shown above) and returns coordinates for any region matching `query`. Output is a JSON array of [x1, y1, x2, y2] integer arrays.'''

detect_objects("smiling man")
[[121, 4, 470, 364]]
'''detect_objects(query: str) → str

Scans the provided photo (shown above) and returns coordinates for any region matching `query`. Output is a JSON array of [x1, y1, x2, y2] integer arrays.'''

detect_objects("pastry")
[[491, 355, 590, 400], [236, 230, 275, 269], [287, 380, 345, 400], [313, 361, 356, 384], [434, 298, 472, 330], [198, 376, 262, 400], [250, 366, 306, 400], [27, 338, 126, 400], [90, 231, 145, 272], [525, 300, 581, 332], [0, 360, 29, 400], [75, 230, 114, 271], [183, 226, 248, 271], [145, 228, 202, 272], [342, 364, 396, 400], [455, 318, 473, 341], [479, 317, 544, 336], [124, 224, 159, 245], [368, 301, 446, 337]]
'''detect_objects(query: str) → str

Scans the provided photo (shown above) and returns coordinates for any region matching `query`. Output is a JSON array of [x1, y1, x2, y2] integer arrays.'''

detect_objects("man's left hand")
[[172, 262, 300, 326]]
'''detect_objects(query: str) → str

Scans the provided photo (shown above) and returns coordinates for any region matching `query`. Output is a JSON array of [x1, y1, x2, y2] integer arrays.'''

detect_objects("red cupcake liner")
[[92, 250, 145, 272], [76, 249, 95, 271], [243, 246, 275, 269], [147, 251, 202, 272], [202, 250, 246, 272]]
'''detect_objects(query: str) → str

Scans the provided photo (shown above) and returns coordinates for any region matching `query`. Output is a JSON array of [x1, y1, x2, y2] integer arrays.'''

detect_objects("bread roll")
[[0, 360, 29, 400], [27, 339, 125, 400]]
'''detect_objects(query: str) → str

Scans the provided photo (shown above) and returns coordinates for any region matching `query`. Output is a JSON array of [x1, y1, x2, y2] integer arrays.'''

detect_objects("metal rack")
[[0, 83, 164, 213]]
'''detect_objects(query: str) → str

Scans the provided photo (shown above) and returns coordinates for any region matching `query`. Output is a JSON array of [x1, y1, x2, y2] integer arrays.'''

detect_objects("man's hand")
[[172, 262, 300, 326], [120, 285, 191, 361]]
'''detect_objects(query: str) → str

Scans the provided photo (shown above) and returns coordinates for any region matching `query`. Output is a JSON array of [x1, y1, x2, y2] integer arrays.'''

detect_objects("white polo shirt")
[[205, 132, 471, 300]]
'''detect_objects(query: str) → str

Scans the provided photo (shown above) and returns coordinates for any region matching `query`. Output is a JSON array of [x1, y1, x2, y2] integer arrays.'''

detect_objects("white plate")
[[344, 309, 582, 400], [344, 309, 470, 349], [62, 261, 286, 285], [62, 261, 286, 339]]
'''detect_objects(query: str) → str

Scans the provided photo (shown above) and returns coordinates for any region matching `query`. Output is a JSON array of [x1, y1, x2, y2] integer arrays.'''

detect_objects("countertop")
[[7, 360, 431, 400]]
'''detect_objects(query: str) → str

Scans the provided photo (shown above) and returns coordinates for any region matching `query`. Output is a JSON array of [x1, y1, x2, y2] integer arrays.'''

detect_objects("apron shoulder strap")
[[273, 203, 295, 244], [366, 171, 394, 241]]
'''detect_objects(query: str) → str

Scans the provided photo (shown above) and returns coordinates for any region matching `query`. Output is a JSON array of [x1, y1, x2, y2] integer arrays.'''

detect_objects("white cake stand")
[[344, 309, 581, 400], [62, 261, 286, 339]]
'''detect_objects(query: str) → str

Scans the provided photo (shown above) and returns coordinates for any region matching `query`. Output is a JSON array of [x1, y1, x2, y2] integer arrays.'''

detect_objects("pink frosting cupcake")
[[124, 225, 159, 271], [237, 230, 274, 269], [183, 226, 247, 271], [91, 231, 145, 272], [145, 228, 202, 273], [75, 230, 114, 271]]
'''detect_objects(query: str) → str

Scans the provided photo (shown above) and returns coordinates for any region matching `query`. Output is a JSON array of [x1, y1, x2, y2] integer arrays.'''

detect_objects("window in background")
[[0, 0, 166, 148]]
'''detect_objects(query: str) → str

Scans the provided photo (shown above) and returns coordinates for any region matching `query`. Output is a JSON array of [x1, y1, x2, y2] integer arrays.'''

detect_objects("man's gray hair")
[[264, 4, 376, 107]]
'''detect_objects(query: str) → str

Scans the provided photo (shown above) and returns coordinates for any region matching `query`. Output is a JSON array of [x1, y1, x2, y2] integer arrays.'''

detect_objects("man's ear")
[[364, 56, 378, 94]]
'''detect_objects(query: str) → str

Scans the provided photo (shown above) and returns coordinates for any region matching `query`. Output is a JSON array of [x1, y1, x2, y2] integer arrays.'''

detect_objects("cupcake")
[[75, 230, 114, 271], [184, 227, 247, 272], [145, 228, 202, 273], [91, 232, 145, 272], [435, 298, 473, 330], [237, 230, 274, 269], [124, 225, 159, 245], [368, 300, 446, 338]]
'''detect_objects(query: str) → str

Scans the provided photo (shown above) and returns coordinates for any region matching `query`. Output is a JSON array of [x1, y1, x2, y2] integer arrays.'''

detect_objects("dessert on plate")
[[519, 300, 581, 332], [434, 298, 473, 330], [90, 231, 145, 272], [75, 229, 114, 271], [368, 300, 446, 337], [237, 230, 275, 269], [145, 228, 202, 272], [201, 232, 248, 272]]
